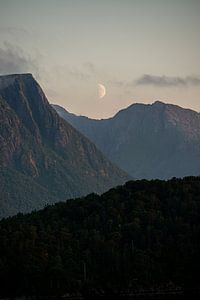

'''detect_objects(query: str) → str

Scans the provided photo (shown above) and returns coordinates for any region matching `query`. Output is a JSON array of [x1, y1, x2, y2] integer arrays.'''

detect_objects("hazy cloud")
[[83, 62, 96, 73], [136, 74, 200, 87], [0, 26, 29, 37], [109, 80, 125, 87], [69, 68, 91, 81], [0, 42, 39, 75], [63, 62, 98, 81]]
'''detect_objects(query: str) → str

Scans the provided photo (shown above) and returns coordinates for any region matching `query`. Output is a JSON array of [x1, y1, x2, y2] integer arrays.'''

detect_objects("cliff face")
[[0, 74, 130, 218], [53, 101, 200, 179]]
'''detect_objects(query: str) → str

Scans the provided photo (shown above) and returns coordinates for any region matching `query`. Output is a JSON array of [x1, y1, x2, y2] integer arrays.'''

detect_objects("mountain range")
[[0, 73, 129, 218], [53, 101, 200, 180]]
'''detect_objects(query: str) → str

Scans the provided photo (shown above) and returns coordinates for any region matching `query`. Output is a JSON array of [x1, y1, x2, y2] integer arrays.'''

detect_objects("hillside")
[[0, 74, 130, 218], [53, 101, 200, 179], [0, 177, 199, 297]]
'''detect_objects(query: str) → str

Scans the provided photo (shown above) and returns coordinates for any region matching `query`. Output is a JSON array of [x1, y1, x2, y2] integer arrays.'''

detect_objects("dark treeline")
[[0, 177, 199, 298]]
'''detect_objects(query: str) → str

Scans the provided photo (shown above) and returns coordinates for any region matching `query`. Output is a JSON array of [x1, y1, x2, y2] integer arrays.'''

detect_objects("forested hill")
[[0, 177, 200, 297]]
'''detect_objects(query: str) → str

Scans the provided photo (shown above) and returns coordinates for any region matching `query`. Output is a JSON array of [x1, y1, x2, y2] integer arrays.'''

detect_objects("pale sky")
[[0, 0, 200, 118]]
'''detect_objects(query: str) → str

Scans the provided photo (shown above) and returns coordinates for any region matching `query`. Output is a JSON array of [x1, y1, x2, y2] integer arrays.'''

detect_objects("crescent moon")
[[98, 83, 106, 99]]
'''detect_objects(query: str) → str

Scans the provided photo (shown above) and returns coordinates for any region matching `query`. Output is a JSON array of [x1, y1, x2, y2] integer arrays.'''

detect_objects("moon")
[[98, 83, 106, 99]]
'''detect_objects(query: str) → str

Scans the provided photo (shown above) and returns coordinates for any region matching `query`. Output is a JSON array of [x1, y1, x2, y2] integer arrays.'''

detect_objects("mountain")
[[0, 177, 199, 296], [53, 101, 200, 179], [0, 74, 130, 218]]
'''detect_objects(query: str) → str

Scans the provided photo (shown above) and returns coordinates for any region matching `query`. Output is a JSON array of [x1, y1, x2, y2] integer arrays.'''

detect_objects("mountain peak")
[[153, 100, 165, 106], [0, 74, 129, 218], [0, 73, 34, 90], [54, 100, 200, 181], [0, 73, 33, 78]]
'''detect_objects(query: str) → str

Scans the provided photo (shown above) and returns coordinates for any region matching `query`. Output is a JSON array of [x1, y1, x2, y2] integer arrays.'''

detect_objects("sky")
[[0, 0, 200, 118]]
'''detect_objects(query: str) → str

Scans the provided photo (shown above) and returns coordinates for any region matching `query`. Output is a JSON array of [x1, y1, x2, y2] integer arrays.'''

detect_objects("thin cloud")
[[65, 62, 98, 81], [0, 26, 29, 37], [83, 62, 96, 73], [136, 74, 200, 87], [0, 42, 38, 75], [69, 69, 91, 81], [109, 80, 125, 87]]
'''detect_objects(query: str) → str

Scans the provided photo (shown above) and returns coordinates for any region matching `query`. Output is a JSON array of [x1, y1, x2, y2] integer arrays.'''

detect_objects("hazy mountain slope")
[[0, 167, 58, 218], [53, 101, 200, 179], [0, 74, 129, 218]]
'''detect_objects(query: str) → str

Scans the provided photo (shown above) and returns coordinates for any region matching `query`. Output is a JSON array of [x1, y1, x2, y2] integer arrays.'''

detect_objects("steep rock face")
[[0, 74, 130, 218], [53, 101, 200, 179]]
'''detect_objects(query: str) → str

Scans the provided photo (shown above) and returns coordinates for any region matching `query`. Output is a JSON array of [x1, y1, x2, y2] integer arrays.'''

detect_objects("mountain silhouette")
[[53, 101, 200, 179], [0, 74, 130, 218]]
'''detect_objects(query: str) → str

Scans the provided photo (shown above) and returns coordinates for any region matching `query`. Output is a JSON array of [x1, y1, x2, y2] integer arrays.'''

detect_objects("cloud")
[[136, 74, 200, 87], [0, 42, 39, 75], [69, 62, 99, 80], [0, 26, 29, 37], [69, 68, 91, 81], [83, 62, 96, 73], [54, 62, 98, 82], [109, 80, 125, 87]]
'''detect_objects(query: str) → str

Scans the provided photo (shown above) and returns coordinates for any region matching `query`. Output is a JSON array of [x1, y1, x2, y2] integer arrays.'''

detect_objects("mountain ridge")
[[0, 73, 130, 218], [53, 100, 199, 121], [53, 100, 200, 179]]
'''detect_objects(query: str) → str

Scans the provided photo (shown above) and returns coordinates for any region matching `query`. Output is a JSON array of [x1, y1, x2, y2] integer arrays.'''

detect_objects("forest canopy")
[[0, 177, 199, 297]]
